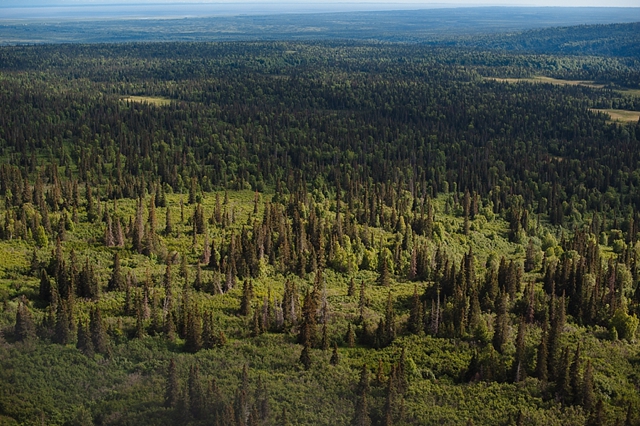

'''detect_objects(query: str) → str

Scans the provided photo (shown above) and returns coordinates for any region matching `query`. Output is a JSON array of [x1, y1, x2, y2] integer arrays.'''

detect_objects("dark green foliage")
[[185, 307, 203, 353], [77, 258, 99, 300], [89, 307, 109, 355], [330, 342, 339, 366], [188, 364, 205, 419], [39, 269, 54, 303], [0, 36, 639, 426], [492, 292, 508, 354], [76, 320, 94, 357], [535, 325, 549, 382], [587, 399, 606, 426], [377, 250, 391, 287], [352, 365, 371, 426], [408, 285, 423, 335], [14, 300, 36, 342], [240, 279, 254, 317], [512, 319, 526, 383], [582, 360, 596, 412], [165, 359, 179, 408], [107, 252, 125, 292], [54, 301, 72, 345]]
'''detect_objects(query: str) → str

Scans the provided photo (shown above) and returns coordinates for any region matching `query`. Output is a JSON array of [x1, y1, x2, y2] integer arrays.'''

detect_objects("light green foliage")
[[610, 309, 638, 342]]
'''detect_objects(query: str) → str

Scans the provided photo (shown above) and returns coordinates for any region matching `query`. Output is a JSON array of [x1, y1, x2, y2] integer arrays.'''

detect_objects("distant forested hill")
[[1, 7, 640, 46], [449, 22, 640, 58]]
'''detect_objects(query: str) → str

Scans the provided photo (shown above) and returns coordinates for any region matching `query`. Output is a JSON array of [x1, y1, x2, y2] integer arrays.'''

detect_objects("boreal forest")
[[1, 18, 640, 426]]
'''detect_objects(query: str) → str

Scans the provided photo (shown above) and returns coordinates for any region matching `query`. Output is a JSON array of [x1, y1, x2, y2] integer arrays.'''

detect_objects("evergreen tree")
[[76, 320, 94, 357], [240, 279, 254, 317], [513, 319, 526, 382], [14, 300, 36, 342], [299, 338, 312, 370], [555, 346, 571, 403], [383, 292, 396, 346], [492, 292, 508, 354], [535, 325, 548, 382], [383, 369, 397, 426], [107, 252, 124, 291], [132, 198, 144, 253], [352, 364, 371, 426], [624, 402, 634, 426], [78, 258, 99, 300], [377, 248, 391, 287], [586, 399, 605, 426], [188, 364, 205, 419], [165, 359, 179, 408], [348, 277, 356, 297], [165, 207, 173, 236], [569, 343, 582, 405], [298, 288, 318, 347], [330, 342, 340, 365], [358, 280, 367, 321], [408, 285, 423, 334], [346, 323, 356, 348], [185, 308, 203, 353], [582, 360, 595, 411], [55, 301, 72, 345], [90, 306, 109, 355]]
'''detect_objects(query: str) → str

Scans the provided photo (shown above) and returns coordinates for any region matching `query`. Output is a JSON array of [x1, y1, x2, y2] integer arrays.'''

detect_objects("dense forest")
[[1, 32, 640, 426]]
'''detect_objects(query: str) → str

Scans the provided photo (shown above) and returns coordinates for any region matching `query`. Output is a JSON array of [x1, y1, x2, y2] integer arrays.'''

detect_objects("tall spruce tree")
[[352, 364, 371, 426], [165, 359, 179, 408]]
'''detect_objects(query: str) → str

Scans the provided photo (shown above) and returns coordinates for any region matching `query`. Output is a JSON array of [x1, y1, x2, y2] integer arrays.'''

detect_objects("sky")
[[3, 0, 640, 7]]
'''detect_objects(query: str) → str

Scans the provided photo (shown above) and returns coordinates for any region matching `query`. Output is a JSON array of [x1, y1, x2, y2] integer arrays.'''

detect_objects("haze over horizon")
[[3, 0, 640, 10]]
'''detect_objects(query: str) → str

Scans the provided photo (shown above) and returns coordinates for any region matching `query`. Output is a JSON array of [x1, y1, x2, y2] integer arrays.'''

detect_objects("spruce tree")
[[624, 402, 634, 426], [164, 207, 173, 236], [299, 338, 312, 370], [76, 320, 94, 357], [555, 346, 571, 403], [188, 364, 205, 419], [107, 252, 124, 292], [346, 323, 356, 348], [330, 342, 340, 365], [535, 325, 548, 382], [240, 279, 254, 317], [298, 288, 318, 346], [384, 292, 396, 346], [90, 306, 109, 355], [569, 343, 582, 405], [408, 285, 423, 334], [582, 360, 595, 411], [15, 300, 36, 342], [55, 301, 71, 345], [358, 281, 367, 321], [165, 359, 179, 408], [377, 249, 391, 287], [383, 370, 397, 426], [185, 308, 203, 353], [492, 292, 508, 354], [513, 319, 526, 382], [348, 277, 356, 297], [352, 364, 371, 426], [586, 399, 605, 426]]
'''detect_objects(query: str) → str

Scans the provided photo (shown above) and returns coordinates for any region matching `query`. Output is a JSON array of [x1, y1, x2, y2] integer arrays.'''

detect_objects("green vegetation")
[[0, 34, 640, 425]]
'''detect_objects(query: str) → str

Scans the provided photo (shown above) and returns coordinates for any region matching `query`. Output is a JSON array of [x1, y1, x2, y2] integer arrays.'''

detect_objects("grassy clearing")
[[615, 88, 640, 97], [589, 108, 640, 123], [121, 96, 172, 106], [486, 76, 604, 89]]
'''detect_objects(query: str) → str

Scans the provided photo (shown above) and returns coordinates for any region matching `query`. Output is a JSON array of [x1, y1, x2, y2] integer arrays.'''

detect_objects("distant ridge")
[[447, 21, 640, 57], [1, 7, 640, 45]]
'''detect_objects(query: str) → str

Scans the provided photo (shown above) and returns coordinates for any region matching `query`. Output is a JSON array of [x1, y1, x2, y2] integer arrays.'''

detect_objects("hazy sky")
[[4, 0, 640, 6]]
